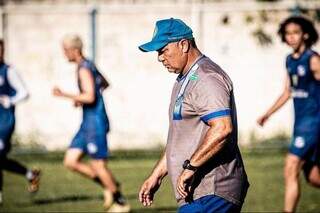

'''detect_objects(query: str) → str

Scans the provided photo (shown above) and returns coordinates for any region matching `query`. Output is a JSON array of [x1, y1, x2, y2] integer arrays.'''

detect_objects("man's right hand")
[[138, 176, 162, 207]]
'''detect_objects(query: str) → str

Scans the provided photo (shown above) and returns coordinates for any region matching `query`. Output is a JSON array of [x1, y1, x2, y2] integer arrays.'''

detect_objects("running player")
[[53, 35, 130, 212], [0, 39, 40, 204], [257, 16, 320, 212]]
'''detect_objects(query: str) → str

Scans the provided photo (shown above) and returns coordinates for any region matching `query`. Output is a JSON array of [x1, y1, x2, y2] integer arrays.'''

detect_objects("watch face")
[[182, 160, 189, 169]]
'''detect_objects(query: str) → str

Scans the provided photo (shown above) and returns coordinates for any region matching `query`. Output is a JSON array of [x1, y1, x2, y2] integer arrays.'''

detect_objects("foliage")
[[247, 130, 290, 151], [252, 27, 273, 46], [11, 132, 47, 154]]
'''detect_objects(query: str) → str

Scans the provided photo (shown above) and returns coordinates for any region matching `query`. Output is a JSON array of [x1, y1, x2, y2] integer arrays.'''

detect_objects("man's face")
[[62, 43, 77, 62], [157, 40, 188, 74], [284, 23, 306, 50]]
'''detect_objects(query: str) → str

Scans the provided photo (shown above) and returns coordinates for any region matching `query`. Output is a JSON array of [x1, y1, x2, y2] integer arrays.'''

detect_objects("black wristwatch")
[[182, 160, 198, 172]]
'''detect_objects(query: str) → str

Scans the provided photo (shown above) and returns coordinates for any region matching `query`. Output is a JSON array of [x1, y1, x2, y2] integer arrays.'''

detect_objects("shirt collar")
[[176, 55, 205, 82]]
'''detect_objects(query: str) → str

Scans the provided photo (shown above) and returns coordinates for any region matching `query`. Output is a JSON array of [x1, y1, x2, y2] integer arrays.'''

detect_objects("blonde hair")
[[62, 34, 83, 50]]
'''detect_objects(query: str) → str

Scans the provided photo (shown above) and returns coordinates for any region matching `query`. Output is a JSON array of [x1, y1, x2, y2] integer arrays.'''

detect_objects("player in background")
[[257, 16, 320, 212], [53, 35, 130, 212], [0, 39, 40, 205]]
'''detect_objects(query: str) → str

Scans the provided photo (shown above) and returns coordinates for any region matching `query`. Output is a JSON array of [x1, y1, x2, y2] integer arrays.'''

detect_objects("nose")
[[286, 33, 294, 41]]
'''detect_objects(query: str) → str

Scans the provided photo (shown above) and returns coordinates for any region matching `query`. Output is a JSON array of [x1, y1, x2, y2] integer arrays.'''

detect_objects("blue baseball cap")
[[139, 18, 193, 52]]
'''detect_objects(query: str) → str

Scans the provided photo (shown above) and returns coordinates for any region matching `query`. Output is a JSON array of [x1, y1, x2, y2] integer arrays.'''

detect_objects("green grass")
[[0, 150, 319, 212]]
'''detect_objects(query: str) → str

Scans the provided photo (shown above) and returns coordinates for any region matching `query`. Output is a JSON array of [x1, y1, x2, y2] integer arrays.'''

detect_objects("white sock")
[[0, 191, 2, 203], [26, 170, 34, 180]]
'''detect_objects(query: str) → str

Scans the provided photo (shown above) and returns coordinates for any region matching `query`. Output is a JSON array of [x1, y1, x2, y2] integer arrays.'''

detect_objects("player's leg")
[[90, 159, 116, 208], [302, 135, 320, 187], [307, 165, 320, 187], [90, 160, 117, 192], [87, 132, 130, 212], [90, 159, 130, 212], [63, 148, 96, 179], [303, 160, 320, 187], [1, 157, 27, 175], [1, 157, 41, 193], [0, 126, 40, 193], [0, 139, 7, 204], [0, 166, 3, 205], [283, 153, 304, 212]]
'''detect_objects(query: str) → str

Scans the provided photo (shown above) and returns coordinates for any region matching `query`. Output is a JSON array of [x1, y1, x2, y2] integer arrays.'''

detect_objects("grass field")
[[0, 150, 319, 212]]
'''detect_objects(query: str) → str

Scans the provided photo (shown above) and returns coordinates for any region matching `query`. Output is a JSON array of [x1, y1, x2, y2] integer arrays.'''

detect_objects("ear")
[[180, 39, 190, 53], [303, 33, 309, 40]]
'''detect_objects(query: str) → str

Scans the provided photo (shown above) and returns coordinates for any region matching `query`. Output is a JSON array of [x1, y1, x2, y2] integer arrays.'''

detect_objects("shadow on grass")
[[125, 194, 177, 212], [18, 194, 103, 206], [132, 207, 176, 212]]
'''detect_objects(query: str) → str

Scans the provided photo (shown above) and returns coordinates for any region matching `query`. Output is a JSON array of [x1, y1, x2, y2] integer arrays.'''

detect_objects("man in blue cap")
[[138, 18, 249, 212]]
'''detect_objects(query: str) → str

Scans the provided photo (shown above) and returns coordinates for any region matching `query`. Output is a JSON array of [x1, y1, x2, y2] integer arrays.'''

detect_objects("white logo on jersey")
[[291, 89, 309, 98], [297, 65, 306, 76], [0, 76, 4, 86], [87, 142, 97, 154], [294, 136, 305, 148], [0, 139, 4, 150]]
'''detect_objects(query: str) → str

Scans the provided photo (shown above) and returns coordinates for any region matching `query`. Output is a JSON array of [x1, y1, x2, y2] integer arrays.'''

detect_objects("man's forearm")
[[62, 92, 95, 104], [150, 150, 168, 180], [265, 92, 290, 118], [190, 117, 232, 167]]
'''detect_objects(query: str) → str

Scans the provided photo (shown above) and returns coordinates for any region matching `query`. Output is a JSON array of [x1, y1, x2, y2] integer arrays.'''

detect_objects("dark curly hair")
[[278, 16, 318, 48]]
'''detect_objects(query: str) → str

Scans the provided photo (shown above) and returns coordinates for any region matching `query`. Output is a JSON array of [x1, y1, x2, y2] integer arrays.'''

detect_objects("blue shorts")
[[178, 195, 241, 213], [0, 112, 15, 158], [289, 132, 320, 164], [69, 127, 108, 159]]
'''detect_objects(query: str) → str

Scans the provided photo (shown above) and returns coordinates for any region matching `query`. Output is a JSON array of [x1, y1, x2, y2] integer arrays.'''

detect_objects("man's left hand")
[[177, 169, 195, 198]]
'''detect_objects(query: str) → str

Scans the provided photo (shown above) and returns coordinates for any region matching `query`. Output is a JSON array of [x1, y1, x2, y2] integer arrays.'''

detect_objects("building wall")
[[2, 1, 320, 150]]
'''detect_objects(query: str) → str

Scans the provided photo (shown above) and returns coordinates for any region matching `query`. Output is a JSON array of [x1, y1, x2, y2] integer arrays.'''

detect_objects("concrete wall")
[[2, 0, 320, 150]]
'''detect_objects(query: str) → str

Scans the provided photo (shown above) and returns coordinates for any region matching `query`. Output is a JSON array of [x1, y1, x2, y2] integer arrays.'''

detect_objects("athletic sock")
[[25, 170, 34, 181], [113, 191, 126, 205]]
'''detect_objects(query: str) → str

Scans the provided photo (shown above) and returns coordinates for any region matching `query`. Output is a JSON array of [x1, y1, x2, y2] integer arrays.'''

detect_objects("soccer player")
[[0, 39, 40, 204], [53, 35, 130, 212], [257, 16, 320, 212]]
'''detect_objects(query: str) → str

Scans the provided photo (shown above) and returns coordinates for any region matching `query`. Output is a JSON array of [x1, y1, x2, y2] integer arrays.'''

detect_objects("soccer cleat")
[[27, 169, 41, 193], [106, 202, 131, 213]]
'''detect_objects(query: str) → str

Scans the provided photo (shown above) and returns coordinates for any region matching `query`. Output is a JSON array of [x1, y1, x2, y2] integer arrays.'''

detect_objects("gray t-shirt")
[[166, 56, 249, 206]]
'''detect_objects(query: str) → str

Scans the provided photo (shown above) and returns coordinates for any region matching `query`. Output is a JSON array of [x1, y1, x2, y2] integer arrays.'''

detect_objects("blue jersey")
[[77, 59, 109, 133], [0, 63, 16, 113], [286, 49, 320, 133], [0, 63, 16, 125], [0, 63, 16, 156], [286, 49, 320, 163]]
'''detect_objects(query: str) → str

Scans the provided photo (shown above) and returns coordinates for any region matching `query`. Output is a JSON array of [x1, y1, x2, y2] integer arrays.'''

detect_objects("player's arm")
[[177, 116, 232, 198], [310, 54, 320, 81], [0, 67, 29, 108], [53, 67, 95, 104], [139, 150, 167, 206], [257, 73, 291, 126]]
